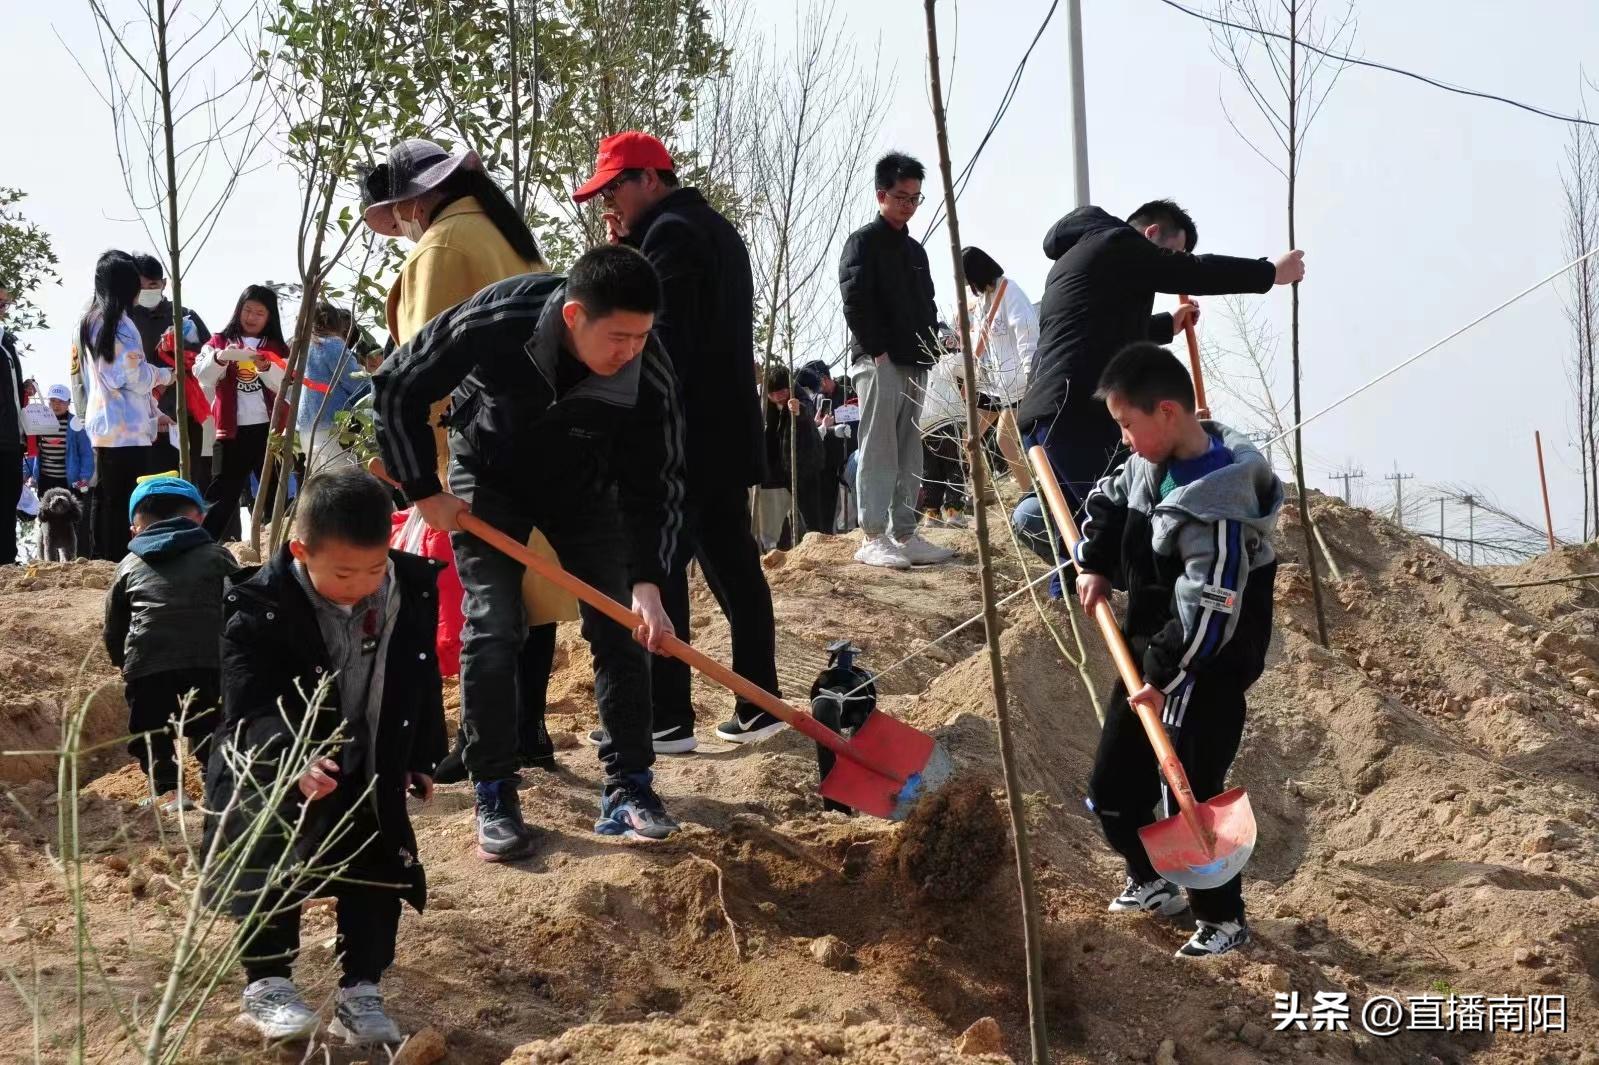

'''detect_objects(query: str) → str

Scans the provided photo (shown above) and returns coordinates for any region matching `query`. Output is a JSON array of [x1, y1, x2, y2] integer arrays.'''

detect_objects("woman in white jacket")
[[962, 246, 1037, 491]]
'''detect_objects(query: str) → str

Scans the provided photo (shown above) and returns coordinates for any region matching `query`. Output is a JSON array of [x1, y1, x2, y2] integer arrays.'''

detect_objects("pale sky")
[[6, 1, 1599, 544]]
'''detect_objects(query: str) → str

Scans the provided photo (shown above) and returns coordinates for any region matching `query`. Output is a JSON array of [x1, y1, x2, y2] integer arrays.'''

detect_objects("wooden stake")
[[1535, 430, 1557, 552], [921, 4, 1049, 1061]]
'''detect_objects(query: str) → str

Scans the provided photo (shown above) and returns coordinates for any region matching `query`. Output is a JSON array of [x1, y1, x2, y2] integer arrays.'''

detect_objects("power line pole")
[[1438, 496, 1446, 553], [1385, 465, 1415, 530], [1328, 466, 1364, 504], [1462, 493, 1477, 565], [1065, 0, 1090, 207]]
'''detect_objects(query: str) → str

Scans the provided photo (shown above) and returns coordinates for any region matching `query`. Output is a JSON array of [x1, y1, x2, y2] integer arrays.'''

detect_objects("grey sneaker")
[[239, 977, 319, 1041], [895, 532, 957, 565], [327, 982, 402, 1045], [595, 774, 680, 841], [474, 779, 538, 862]]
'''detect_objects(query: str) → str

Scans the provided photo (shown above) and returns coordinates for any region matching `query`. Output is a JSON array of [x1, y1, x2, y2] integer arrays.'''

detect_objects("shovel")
[[1177, 293, 1210, 420], [367, 460, 951, 820], [1027, 446, 1255, 890]]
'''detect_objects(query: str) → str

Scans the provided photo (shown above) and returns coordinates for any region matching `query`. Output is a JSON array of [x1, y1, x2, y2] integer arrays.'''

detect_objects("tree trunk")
[[154, 0, 190, 481], [1286, 0, 1331, 647], [922, 3, 1049, 1060]]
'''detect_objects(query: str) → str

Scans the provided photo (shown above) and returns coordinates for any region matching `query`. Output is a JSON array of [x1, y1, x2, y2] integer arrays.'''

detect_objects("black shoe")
[[518, 715, 557, 771], [473, 779, 538, 862], [586, 722, 699, 755], [433, 737, 467, 785], [713, 709, 786, 744]]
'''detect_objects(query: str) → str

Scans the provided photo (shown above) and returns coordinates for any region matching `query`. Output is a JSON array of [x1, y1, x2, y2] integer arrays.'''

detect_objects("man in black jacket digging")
[[573, 131, 787, 747], [1015, 200, 1303, 533], [373, 245, 686, 860], [838, 152, 957, 570]]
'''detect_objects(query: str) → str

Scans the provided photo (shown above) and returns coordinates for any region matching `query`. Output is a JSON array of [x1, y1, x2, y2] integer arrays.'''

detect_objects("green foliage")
[[0, 188, 61, 334]]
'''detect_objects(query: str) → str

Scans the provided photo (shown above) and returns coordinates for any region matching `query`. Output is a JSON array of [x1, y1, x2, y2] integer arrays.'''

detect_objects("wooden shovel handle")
[[1177, 294, 1209, 420], [1026, 446, 1214, 849], [364, 460, 883, 772]]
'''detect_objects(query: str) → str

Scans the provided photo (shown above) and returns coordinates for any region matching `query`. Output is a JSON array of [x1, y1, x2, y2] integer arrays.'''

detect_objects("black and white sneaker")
[[713, 709, 786, 744], [1107, 875, 1188, 915], [1177, 918, 1250, 958], [586, 724, 700, 754]]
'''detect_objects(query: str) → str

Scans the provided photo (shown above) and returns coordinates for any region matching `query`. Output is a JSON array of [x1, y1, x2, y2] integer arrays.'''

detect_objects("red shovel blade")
[[818, 710, 951, 820], [1139, 787, 1257, 890]]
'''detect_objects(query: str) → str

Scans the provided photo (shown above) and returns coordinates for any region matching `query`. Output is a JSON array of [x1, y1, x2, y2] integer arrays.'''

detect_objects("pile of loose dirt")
[[0, 560, 125, 784], [890, 775, 1010, 901], [504, 1018, 1012, 1064]]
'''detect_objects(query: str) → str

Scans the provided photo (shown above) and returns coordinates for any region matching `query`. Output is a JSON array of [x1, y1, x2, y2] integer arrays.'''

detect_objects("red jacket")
[[155, 330, 213, 428]]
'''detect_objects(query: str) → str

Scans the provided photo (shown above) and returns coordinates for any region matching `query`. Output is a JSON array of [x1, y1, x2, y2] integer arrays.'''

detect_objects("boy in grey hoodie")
[[1072, 342, 1282, 959]]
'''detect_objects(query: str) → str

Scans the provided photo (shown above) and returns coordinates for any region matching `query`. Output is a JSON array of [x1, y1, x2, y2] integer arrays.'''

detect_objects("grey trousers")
[[854, 359, 927, 540]]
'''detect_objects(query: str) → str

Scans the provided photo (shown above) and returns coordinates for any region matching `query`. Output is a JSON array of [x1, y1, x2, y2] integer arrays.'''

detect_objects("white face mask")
[[396, 204, 426, 243], [136, 289, 165, 309]]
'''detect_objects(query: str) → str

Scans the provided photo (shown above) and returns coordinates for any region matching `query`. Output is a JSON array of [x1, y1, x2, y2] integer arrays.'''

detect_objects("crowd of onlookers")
[[2, 256, 381, 566]]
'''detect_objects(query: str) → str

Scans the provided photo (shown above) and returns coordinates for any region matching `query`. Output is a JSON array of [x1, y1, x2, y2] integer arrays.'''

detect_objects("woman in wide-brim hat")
[[361, 138, 576, 782]]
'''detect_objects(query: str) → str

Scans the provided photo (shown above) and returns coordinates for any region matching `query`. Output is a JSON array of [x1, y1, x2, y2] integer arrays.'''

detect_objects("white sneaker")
[[1177, 918, 1251, 958], [1107, 875, 1188, 915], [895, 532, 957, 565], [854, 536, 912, 569], [328, 982, 403, 1045], [239, 977, 319, 1041]]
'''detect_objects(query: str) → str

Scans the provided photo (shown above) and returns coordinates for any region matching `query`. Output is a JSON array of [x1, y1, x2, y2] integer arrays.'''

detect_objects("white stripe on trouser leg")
[[1174, 519, 1230, 679]]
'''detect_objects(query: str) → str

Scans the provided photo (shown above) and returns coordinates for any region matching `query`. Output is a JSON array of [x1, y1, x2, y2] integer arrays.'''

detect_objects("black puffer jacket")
[[626, 187, 764, 493], [103, 517, 239, 679], [1, 329, 23, 449], [201, 546, 449, 916], [1017, 207, 1277, 438], [839, 216, 939, 367], [762, 394, 824, 490]]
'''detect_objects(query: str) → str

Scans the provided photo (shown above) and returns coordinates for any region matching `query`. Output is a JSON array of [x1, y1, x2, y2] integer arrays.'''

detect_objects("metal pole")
[[1535, 430, 1557, 552], [1065, 0, 1090, 207]]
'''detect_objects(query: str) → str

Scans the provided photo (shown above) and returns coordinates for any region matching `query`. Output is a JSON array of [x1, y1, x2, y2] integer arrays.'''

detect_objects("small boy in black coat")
[[203, 466, 447, 1046], [103, 476, 237, 811]]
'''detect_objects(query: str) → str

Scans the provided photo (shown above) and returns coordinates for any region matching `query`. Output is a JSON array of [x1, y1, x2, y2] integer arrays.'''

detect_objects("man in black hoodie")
[[1016, 200, 1303, 515], [129, 255, 212, 487], [573, 130, 786, 748]]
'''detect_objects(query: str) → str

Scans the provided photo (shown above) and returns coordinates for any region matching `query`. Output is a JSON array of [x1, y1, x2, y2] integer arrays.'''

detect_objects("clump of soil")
[[891, 775, 1010, 900], [505, 1018, 1012, 1064]]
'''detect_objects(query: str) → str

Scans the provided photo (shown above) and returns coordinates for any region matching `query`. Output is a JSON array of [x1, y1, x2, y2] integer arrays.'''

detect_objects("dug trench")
[[1, 490, 1597, 1063]]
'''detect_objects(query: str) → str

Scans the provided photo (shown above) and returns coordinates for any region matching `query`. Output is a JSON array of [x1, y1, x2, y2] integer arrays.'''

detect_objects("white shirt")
[[970, 277, 1039, 402]]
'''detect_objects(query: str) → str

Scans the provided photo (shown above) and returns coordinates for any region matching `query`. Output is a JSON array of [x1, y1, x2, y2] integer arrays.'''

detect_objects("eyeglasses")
[[886, 192, 925, 207], [600, 171, 642, 201]]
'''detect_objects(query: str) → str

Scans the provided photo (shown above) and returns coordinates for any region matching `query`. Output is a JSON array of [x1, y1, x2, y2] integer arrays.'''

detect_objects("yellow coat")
[[386, 196, 578, 625]]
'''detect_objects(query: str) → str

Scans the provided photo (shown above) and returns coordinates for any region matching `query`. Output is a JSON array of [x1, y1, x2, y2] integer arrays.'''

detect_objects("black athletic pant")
[[242, 885, 401, 988], [1087, 673, 1249, 923], [917, 428, 966, 513], [451, 465, 653, 785], [0, 446, 21, 565], [125, 668, 221, 794], [149, 417, 212, 494], [439, 621, 556, 772], [202, 423, 268, 541], [812, 467, 840, 536], [652, 481, 781, 732], [93, 445, 154, 561]]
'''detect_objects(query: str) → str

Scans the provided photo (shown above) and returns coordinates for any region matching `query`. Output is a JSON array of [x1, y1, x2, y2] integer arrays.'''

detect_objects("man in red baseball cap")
[[573, 132, 785, 751]]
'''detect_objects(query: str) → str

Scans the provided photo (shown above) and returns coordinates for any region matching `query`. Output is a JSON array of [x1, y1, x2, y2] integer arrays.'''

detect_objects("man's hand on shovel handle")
[[1172, 300, 1200, 333], [1127, 682, 1166, 721], [415, 492, 469, 533], [631, 582, 675, 653], [1076, 571, 1111, 614]]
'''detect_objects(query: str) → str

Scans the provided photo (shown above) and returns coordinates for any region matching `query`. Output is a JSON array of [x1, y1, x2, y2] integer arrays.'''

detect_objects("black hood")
[[1041, 205, 1127, 260]]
